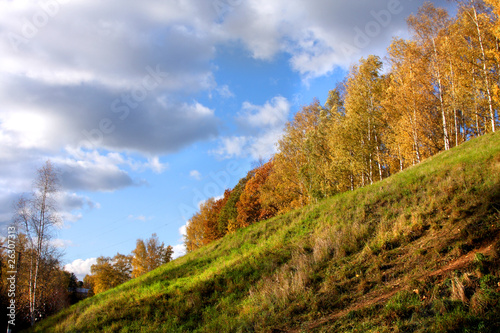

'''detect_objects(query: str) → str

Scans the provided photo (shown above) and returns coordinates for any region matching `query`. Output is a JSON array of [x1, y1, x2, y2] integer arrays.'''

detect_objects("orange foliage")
[[236, 161, 275, 228]]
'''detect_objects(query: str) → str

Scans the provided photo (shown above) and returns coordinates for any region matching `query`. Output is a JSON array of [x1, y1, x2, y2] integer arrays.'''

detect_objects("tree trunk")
[[471, 5, 496, 132], [432, 38, 450, 150]]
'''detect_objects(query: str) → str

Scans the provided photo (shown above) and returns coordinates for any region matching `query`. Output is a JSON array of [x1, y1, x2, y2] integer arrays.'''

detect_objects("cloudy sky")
[[0, 0, 451, 280]]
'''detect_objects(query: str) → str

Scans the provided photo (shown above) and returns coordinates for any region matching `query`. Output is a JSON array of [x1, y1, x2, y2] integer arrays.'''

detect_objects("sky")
[[0, 0, 452, 280]]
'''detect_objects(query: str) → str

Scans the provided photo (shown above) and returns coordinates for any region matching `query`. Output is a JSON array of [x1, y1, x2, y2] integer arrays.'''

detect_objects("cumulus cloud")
[[172, 224, 188, 259], [172, 243, 187, 259], [60, 192, 100, 211], [0, 75, 218, 155], [238, 96, 290, 129], [212, 136, 249, 159], [64, 257, 97, 281], [146, 157, 168, 174], [219, 0, 451, 78], [58, 192, 100, 224], [59, 160, 135, 193], [55, 149, 167, 192], [0, 0, 220, 162], [213, 96, 290, 159], [179, 224, 187, 237], [216, 84, 235, 99]]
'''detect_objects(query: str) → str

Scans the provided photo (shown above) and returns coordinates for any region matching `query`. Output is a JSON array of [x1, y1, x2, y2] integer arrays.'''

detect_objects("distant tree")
[[163, 245, 174, 264], [82, 275, 95, 297], [131, 234, 171, 278], [88, 253, 132, 294]]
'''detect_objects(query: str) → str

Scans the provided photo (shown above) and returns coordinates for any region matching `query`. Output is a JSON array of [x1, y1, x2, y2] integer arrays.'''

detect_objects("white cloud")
[[213, 96, 290, 160], [172, 244, 187, 259], [0, 0, 220, 159], [64, 257, 97, 281], [179, 224, 187, 237], [57, 151, 136, 192], [218, 0, 452, 78], [170, 224, 188, 260], [211, 136, 248, 159], [216, 84, 234, 99], [145, 156, 168, 174], [53, 149, 169, 192], [51, 238, 74, 249], [0, 111, 58, 150], [189, 170, 202, 180], [248, 128, 282, 160], [239, 96, 290, 129], [0, 189, 100, 231]]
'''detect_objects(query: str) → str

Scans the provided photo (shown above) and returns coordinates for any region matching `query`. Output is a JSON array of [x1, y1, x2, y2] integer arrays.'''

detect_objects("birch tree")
[[456, 0, 499, 132], [343, 55, 387, 185], [408, 3, 452, 150], [14, 160, 61, 326]]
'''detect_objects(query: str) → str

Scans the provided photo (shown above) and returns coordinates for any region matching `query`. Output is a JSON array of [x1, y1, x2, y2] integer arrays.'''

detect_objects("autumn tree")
[[201, 193, 230, 243], [385, 38, 441, 168], [14, 160, 62, 326], [218, 176, 250, 234], [485, 0, 500, 38], [408, 3, 455, 150], [131, 233, 172, 278], [236, 161, 275, 228], [304, 85, 357, 197], [184, 209, 206, 253], [86, 253, 132, 294], [261, 101, 323, 213], [455, 0, 499, 133], [0, 234, 73, 330], [343, 55, 388, 186], [164, 245, 173, 263]]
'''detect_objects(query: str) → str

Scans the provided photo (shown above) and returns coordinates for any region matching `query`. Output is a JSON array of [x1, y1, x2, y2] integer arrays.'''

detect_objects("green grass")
[[28, 132, 500, 332]]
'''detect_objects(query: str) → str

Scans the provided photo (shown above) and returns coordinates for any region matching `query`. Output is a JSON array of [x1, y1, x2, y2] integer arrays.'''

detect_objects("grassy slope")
[[31, 132, 500, 332]]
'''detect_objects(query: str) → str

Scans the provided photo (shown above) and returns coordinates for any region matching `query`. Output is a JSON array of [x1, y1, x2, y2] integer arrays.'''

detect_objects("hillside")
[[30, 132, 500, 332]]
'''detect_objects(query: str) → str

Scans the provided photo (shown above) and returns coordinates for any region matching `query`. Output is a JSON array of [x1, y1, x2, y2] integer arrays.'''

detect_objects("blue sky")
[[0, 0, 451, 280]]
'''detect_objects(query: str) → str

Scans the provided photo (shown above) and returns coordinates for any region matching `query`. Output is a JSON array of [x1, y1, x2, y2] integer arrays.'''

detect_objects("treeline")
[[184, 0, 500, 252], [83, 233, 174, 295], [0, 161, 82, 330], [0, 235, 82, 331]]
